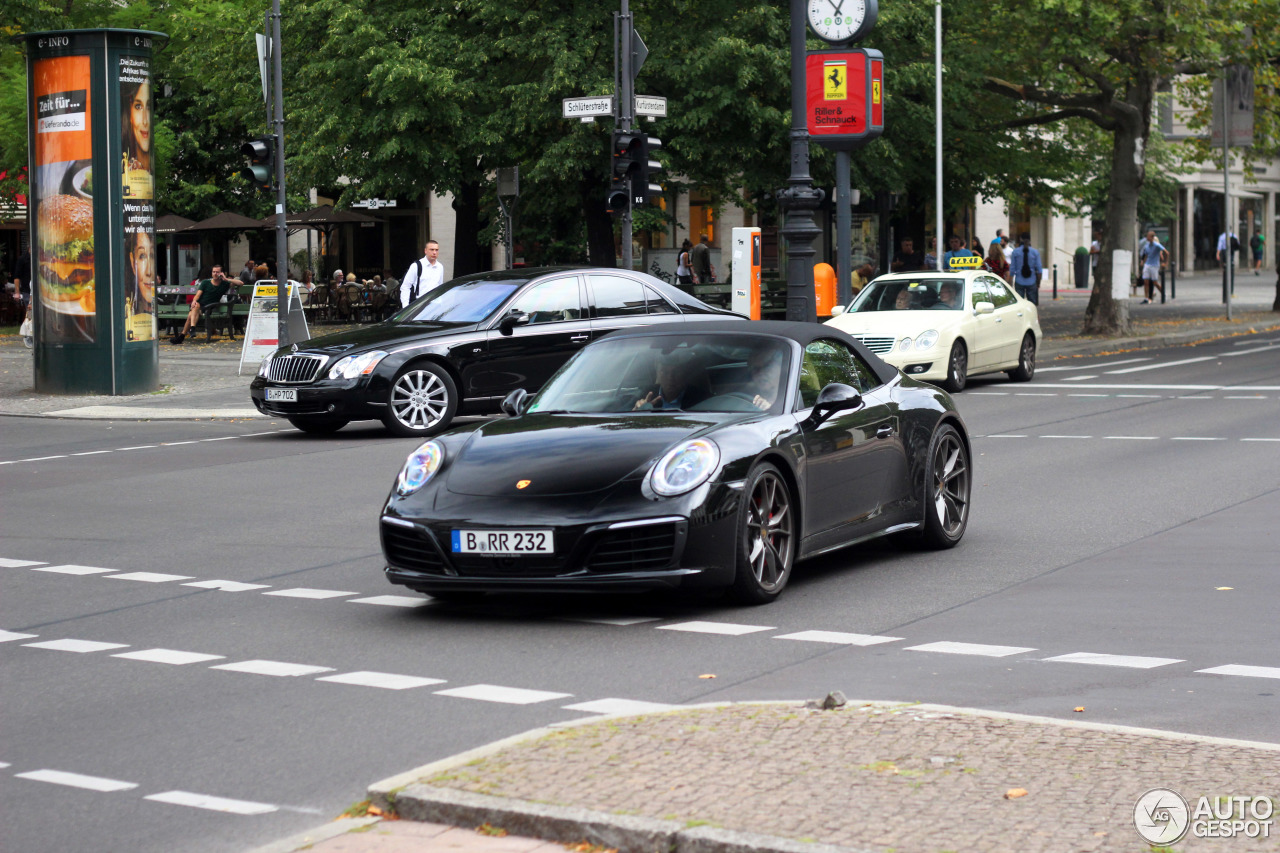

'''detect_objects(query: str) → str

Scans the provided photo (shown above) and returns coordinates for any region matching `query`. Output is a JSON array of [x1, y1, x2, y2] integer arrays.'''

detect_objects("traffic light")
[[608, 131, 644, 214], [240, 135, 274, 192], [638, 135, 663, 205]]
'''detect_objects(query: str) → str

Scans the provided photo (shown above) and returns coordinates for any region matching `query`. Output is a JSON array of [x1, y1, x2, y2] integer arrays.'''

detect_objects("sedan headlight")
[[396, 440, 444, 496], [899, 337, 913, 352], [257, 355, 271, 378], [915, 329, 939, 350], [328, 350, 388, 380], [650, 439, 720, 497]]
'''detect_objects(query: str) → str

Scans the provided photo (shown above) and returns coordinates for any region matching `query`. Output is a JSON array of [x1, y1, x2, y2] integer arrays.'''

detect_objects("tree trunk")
[[1082, 79, 1157, 336], [583, 182, 617, 267], [451, 180, 484, 277]]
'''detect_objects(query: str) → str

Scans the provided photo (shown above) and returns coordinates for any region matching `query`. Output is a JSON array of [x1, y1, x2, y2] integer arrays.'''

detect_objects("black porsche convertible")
[[379, 321, 971, 604], [250, 266, 740, 436]]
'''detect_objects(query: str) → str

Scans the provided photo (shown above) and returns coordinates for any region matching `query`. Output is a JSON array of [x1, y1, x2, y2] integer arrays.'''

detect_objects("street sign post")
[[562, 95, 613, 122]]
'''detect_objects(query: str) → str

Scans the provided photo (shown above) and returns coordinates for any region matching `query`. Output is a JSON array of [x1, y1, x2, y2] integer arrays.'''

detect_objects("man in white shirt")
[[1215, 231, 1239, 268], [400, 240, 444, 308]]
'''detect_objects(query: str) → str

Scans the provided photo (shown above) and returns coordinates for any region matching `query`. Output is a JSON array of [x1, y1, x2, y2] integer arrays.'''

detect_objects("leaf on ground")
[[1217, 586, 1233, 590], [698, 673, 716, 679], [1005, 788, 1029, 799], [476, 823, 508, 837], [1074, 706, 1085, 713]]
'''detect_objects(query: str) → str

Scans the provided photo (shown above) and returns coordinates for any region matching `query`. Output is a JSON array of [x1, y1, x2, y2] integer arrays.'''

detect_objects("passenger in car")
[[634, 350, 708, 410]]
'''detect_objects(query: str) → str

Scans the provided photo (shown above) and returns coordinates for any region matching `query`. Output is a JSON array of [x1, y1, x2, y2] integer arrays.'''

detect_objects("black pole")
[[618, 2, 633, 270], [778, 0, 822, 322], [271, 0, 289, 349], [1170, 258, 1176, 300]]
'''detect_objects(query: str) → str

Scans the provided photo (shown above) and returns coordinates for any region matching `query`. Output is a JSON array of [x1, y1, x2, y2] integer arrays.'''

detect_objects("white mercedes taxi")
[[824, 265, 1041, 392]]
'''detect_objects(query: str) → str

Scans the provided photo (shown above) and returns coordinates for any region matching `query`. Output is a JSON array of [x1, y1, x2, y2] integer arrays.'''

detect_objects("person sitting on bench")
[[172, 264, 241, 344]]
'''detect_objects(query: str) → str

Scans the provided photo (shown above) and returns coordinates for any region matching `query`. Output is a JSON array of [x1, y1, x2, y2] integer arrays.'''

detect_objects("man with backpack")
[[1010, 233, 1043, 304], [399, 240, 444, 309], [1216, 231, 1240, 269]]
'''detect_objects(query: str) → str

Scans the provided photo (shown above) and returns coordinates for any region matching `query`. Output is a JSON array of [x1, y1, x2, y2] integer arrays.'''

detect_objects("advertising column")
[[25, 29, 166, 394]]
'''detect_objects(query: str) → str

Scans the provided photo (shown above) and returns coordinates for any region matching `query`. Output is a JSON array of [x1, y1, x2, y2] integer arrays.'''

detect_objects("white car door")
[[965, 277, 1001, 371], [984, 277, 1028, 365]]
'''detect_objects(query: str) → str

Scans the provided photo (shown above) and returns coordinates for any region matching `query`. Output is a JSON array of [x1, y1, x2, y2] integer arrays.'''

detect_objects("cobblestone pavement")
[[398, 702, 1280, 853]]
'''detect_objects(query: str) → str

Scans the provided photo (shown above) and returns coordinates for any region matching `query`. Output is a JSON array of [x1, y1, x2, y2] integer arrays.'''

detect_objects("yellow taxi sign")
[[948, 255, 984, 269]]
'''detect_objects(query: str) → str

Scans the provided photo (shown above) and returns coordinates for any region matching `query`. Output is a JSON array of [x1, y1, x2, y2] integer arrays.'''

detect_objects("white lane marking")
[[562, 616, 664, 626], [24, 639, 129, 653], [211, 660, 335, 677], [1104, 436, 1159, 440], [1068, 394, 1111, 397], [262, 588, 358, 600], [434, 684, 573, 705], [0, 763, 8, 768], [1177, 396, 1215, 400], [774, 630, 903, 646], [1061, 375, 1098, 381], [19, 456, 68, 462], [1044, 652, 1183, 669], [1170, 437, 1226, 442], [657, 621, 776, 636], [906, 641, 1037, 658], [1116, 394, 1163, 398], [984, 434, 1027, 438], [316, 671, 446, 690], [0, 558, 46, 568], [1039, 357, 1151, 372], [199, 436, 238, 442], [161, 440, 199, 446], [144, 790, 277, 815], [1107, 356, 1218, 374], [32, 564, 114, 575], [1015, 393, 1057, 397], [1224, 344, 1280, 357], [106, 572, 196, 583], [967, 392, 1008, 395], [1196, 664, 1280, 680], [1241, 438, 1280, 442], [1225, 395, 1269, 399], [112, 649, 226, 665], [347, 595, 428, 608], [563, 698, 678, 715], [71, 450, 113, 456], [0, 630, 38, 642], [1041, 435, 1091, 439], [15, 769, 138, 792], [240, 431, 279, 437], [116, 445, 157, 450], [183, 579, 271, 592]]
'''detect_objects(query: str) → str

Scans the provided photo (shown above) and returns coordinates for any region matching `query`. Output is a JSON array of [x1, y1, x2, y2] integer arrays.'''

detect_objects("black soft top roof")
[[603, 320, 900, 387]]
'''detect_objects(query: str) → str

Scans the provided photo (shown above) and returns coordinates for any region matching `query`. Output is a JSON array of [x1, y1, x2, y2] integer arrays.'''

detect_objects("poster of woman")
[[120, 54, 156, 341]]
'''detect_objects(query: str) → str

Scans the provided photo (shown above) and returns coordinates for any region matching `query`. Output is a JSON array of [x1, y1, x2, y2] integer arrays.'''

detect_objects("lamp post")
[[935, 0, 943, 268], [778, 0, 824, 322]]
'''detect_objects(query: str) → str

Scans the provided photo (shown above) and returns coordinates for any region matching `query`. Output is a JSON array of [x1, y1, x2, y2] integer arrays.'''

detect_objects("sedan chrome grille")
[[265, 354, 327, 384], [853, 335, 896, 354]]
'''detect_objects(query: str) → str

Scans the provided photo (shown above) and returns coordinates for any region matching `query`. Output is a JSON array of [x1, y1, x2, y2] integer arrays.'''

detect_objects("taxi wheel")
[[920, 423, 970, 549], [287, 415, 349, 435], [729, 462, 795, 605], [1007, 333, 1036, 381], [942, 341, 968, 392], [383, 362, 458, 437]]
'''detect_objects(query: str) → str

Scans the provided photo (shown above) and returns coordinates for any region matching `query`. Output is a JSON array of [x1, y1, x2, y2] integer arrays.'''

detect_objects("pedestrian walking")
[[1138, 230, 1168, 303], [1250, 232, 1265, 275], [1216, 230, 1240, 268], [1089, 229, 1102, 284], [1010, 234, 1043, 304], [400, 240, 444, 308], [675, 239, 694, 286], [690, 234, 713, 284]]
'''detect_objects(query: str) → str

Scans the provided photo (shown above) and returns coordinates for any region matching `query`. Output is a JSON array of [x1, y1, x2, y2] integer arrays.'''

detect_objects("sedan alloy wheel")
[[943, 340, 967, 392], [383, 362, 458, 437]]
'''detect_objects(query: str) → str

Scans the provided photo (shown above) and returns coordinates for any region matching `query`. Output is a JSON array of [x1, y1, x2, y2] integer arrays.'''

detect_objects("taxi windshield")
[[393, 277, 525, 324], [848, 278, 965, 312]]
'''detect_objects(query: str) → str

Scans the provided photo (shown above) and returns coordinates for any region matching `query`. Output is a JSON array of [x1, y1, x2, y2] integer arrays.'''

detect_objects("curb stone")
[[245, 815, 380, 853]]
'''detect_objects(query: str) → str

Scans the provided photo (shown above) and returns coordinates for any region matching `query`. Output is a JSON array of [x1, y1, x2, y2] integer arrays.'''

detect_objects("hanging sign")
[[805, 48, 884, 151]]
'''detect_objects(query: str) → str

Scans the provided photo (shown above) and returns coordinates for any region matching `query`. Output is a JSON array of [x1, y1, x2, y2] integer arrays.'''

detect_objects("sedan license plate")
[[266, 388, 297, 402], [452, 529, 554, 555]]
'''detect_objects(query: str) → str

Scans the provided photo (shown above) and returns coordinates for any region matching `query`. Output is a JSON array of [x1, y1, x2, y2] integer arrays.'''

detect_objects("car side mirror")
[[974, 301, 995, 315], [498, 309, 529, 336], [808, 383, 862, 425], [500, 388, 529, 417], [830, 305, 846, 316]]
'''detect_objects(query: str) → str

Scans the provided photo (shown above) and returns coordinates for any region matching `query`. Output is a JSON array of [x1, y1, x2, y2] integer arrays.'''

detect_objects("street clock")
[[807, 0, 877, 44]]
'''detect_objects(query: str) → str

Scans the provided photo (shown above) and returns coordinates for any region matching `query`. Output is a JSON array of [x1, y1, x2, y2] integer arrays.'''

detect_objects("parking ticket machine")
[[730, 227, 762, 320]]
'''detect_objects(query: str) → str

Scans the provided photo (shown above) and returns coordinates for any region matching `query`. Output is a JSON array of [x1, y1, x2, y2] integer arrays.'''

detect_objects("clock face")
[[807, 0, 873, 43]]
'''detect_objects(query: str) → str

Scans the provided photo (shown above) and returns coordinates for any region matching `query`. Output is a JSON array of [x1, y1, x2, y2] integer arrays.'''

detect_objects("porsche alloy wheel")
[[731, 463, 796, 604], [942, 340, 967, 392], [383, 362, 458, 437], [921, 423, 970, 548], [1007, 333, 1036, 381]]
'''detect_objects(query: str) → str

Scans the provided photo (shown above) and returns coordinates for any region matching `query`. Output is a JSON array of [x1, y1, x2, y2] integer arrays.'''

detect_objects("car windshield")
[[392, 277, 525, 323], [848, 278, 965, 312], [528, 335, 791, 415]]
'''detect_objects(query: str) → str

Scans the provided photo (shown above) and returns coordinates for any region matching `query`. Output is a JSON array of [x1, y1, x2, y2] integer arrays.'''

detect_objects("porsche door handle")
[[876, 425, 894, 439], [570, 334, 589, 343]]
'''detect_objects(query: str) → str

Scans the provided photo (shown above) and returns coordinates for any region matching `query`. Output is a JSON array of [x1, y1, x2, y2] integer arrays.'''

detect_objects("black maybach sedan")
[[380, 321, 971, 604], [250, 267, 741, 435]]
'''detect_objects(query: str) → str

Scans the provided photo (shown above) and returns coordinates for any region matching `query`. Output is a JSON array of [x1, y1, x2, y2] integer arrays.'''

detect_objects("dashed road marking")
[[262, 588, 357, 600], [107, 572, 196, 583], [563, 698, 678, 715], [112, 649, 226, 665], [1041, 435, 1091, 439], [774, 630, 902, 646], [1043, 652, 1184, 669], [906, 641, 1037, 658], [182, 579, 272, 592], [435, 684, 573, 705], [1103, 436, 1159, 440], [0, 630, 38, 642], [658, 620, 777, 636], [144, 790, 278, 815], [24, 639, 129, 653], [33, 564, 115, 576], [15, 769, 138, 792], [210, 660, 335, 677], [1196, 664, 1280, 680], [316, 671, 446, 690], [562, 616, 665, 626], [0, 559, 45, 568], [347, 595, 428, 608], [1170, 436, 1226, 441]]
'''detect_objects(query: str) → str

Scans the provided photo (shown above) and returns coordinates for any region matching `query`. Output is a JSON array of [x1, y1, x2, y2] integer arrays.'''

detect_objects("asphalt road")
[[2, 331, 1279, 853]]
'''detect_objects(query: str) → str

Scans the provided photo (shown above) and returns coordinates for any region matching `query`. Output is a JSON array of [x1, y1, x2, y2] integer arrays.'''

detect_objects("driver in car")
[[934, 281, 961, 309], [746, 345, 784, 411], [634, 351, 706, 410]]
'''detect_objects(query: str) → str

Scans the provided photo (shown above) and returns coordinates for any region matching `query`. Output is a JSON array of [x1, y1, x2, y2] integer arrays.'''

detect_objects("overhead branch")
[[1063, 58, 1115, 99], [991, 108, 1116, 132], [982, 77, 1113, 113]]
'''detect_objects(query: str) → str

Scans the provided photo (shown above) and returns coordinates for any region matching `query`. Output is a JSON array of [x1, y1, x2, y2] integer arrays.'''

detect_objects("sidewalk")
[[0, 271, 1277, 420]]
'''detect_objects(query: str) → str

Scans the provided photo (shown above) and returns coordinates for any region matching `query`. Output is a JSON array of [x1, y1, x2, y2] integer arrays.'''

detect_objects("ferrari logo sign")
[[823, 61, 847, 100]]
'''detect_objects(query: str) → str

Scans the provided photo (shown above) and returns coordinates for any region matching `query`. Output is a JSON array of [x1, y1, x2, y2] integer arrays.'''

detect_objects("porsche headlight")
[[650, 439, 720, 497], [328, 350, 389, 380], [915, 330, 939, 350], [396, 440, 444, 496]]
